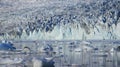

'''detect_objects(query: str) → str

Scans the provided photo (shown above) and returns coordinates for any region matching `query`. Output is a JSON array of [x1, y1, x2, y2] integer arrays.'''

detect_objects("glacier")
[[0, 0, 120, 40]]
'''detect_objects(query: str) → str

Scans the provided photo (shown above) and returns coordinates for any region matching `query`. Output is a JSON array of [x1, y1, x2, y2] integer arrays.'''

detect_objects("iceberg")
[[0, 41, 16, 51], [0, 58, 23, 65]]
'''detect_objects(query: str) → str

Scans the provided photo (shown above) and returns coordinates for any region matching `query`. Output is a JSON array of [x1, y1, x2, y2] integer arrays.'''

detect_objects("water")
[[0, 40, 119, 67]]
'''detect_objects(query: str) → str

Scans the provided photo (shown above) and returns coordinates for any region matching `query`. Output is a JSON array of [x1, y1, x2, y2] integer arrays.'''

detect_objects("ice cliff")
[[0, 0, 120, 40]]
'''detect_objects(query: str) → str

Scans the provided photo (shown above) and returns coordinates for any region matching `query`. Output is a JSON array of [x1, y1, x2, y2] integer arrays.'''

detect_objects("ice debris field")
[[0, 40, 119, 67]]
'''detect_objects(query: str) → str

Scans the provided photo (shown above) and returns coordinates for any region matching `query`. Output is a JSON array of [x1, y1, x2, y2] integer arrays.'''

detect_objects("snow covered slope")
[[0, 0, 120, 40]]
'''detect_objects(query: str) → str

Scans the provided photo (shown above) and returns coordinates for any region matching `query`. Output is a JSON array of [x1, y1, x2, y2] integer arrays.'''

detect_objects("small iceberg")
[[0, 40, 16, 51], [32, 57, 55, 67], [79, 41, 93, 51], [0, 58, 23, 65], [80, 41, 91, 45], [74, 48, 82, 52]]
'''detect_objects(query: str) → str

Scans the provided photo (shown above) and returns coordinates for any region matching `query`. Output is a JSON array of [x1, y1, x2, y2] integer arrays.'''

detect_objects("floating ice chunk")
[[0, 58, 23, 65], [0, 41, 16, 51], [81, 41, 91, 45], [74, 41, 93, 52], [109, 47, 120, 62], [38, 46, 46, 53], [116, 46, 120, 51], [82, 45, 93, 51], [111, 46, 120, 61], [74, 48, 82, 52], [43, 44, 53, 51], [80, 41, 93, 51], [22, 46, 31, 53], [32, 57, 42, 67], [110, 48, 115, 56], [32, 57, 55, 67], [38, 44, 54, 55], [117, 52, 120, 61], [71, 64, 80, 67]]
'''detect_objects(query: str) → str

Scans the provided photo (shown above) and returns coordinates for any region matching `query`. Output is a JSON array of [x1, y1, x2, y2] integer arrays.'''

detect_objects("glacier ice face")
[[0, 0, 120, 40]]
